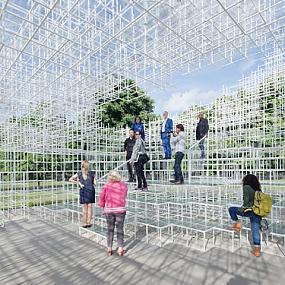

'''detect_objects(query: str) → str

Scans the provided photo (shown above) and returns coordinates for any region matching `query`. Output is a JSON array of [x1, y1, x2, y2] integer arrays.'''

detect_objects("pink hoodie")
[[98, 181, 128, 213]]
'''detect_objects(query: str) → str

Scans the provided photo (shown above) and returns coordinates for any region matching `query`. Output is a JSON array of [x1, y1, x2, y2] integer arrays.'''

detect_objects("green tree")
[[100, 79, 157, 127]]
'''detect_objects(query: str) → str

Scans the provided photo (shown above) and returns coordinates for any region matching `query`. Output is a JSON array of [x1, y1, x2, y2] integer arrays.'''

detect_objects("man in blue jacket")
[[161, 111, 173, 159]]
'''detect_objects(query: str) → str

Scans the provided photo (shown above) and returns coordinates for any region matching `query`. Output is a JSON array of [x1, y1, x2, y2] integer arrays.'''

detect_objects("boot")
[[251, 246, 261, 257], [231, 221, 242, 232]]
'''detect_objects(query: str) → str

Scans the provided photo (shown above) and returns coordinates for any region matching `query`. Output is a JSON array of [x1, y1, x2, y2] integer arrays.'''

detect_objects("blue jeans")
[[161, 133, 171, 158], [228, 207, 261, 246], [174, 151, 184, 182]]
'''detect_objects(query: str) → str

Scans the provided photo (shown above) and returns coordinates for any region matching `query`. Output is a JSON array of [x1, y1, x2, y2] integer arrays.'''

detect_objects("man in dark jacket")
[[124, 129, 136, 182], [196, 112, 209, 159]]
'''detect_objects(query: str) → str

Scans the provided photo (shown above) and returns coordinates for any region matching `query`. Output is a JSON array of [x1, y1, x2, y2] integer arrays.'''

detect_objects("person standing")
[[132, 116, 145, 141], [196, 112, 209, 159], [228, 174, 262, 257], [130, 131, 148, 191], [124, 129, 136, 182], [98, 171, 128, 256], [170, 124, 186, 184], [69, 160, 96, 228], [160, 111, 173, 159]]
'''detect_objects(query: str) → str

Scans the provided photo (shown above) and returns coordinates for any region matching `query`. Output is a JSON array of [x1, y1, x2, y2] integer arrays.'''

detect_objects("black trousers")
[[126, 159, 134, 180], [134, 162, 147, 188], [174, 151, 184, 182]]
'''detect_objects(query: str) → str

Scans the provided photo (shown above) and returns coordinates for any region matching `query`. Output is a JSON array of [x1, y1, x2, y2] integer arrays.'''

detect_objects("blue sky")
[[145, 55, 263, 116]]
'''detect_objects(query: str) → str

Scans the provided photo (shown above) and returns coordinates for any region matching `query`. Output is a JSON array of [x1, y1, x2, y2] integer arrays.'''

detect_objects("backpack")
[[252, 191, 272, 217]]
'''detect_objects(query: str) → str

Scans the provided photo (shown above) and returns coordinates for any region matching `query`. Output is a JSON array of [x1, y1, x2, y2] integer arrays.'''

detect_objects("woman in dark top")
[[69, 160, 96, 228], [131, 116, 145, 141], [228, 174, 262, 257], [130, 131, 148, 191]]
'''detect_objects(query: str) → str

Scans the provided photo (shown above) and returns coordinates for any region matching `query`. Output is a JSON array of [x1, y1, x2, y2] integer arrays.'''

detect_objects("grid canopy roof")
[[0, 0, 285, 119]]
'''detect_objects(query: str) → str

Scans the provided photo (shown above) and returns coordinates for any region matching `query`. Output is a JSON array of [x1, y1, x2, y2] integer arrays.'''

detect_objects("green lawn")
[[0, 181, 69, 191], [0, 189, 78, 210]]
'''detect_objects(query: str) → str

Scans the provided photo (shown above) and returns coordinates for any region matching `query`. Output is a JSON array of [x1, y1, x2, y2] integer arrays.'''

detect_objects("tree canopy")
[[100, 79, 157, 127]]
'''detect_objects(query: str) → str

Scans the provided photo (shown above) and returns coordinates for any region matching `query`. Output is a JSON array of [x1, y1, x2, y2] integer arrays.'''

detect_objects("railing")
[[187, 136, 207, 184], [97, 159, 131, 181]]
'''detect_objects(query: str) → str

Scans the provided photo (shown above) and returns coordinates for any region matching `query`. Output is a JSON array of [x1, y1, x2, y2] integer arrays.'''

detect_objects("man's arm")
[[204, 119, 209, 134]]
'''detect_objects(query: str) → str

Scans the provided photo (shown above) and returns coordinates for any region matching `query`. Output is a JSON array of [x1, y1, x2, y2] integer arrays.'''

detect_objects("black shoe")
[[127, 179, 133, 182], [170, 180, 177, 183], [86, 224, 92, 228], [134, 187, 143, 191], [175, 180, 184, 185]]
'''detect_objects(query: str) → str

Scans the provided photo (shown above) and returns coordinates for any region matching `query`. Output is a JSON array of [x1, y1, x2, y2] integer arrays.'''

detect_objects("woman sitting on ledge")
[[228, 174, 262, 257]]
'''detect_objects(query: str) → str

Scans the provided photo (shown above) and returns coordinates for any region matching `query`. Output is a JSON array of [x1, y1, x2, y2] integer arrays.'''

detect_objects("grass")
[[0, 189, 78, 210], [0, 181, 67, 191]]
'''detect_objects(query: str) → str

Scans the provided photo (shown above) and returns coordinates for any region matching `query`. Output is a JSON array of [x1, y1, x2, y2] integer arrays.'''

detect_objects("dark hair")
[[242, 174, 261, 191], [130, 128, 134, 132], [134, 116, 142, 123], [176, 124, 184, 131], [135, 130, 142, 136]]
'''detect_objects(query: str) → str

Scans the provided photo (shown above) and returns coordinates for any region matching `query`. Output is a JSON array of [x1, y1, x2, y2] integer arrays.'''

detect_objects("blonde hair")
[[81, 160, 90, 176], [107, 171, 121, 182]]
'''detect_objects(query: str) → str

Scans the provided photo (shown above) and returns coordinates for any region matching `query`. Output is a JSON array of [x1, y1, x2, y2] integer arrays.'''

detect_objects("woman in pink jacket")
[[98, 171, 128, 256]]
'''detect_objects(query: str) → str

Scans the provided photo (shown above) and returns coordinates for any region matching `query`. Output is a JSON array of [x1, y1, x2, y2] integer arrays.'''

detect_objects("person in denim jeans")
[[228, 174, 262, 257], [170, 124, 185, 184]]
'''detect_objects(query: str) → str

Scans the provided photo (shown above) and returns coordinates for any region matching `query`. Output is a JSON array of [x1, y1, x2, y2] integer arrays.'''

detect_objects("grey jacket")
[[171, 131, 186, 153], [130, 139, 146, 162]]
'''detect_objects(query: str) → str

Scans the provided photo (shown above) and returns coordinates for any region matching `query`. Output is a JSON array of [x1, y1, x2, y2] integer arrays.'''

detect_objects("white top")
[[171, 131, 186, 153], [161, 118, 167, 132]]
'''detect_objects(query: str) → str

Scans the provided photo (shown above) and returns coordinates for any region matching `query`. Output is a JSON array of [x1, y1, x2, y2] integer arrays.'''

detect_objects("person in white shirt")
[[170, 124, 185, 184]]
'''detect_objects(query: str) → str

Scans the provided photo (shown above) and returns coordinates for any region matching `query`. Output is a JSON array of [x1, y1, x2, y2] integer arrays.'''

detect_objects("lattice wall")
[[1, 0, 285, 223]]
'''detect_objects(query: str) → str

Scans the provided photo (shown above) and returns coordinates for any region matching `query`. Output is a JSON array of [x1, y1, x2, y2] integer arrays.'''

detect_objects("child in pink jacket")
[[98, 171, 128, 256]]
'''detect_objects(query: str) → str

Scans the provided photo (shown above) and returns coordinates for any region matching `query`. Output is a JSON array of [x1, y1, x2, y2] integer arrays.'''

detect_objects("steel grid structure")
[[28, 183, 285, 254], [1, 0, 285, 124], [0, 0, 285, 253], [80, 51, 284, 185]]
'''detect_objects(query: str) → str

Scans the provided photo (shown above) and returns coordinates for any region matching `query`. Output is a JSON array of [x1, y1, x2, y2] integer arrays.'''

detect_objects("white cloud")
[[240, 57, 258, 73], [163, 88, 220, 113]]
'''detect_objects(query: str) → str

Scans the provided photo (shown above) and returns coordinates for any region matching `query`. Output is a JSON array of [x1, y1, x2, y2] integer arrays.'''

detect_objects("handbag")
[[138, 153, 150, 164]]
